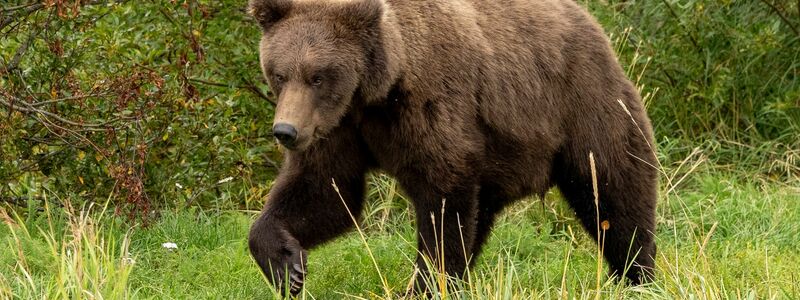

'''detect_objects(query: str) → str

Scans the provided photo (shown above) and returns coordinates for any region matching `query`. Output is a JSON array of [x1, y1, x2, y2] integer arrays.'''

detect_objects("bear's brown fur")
[[247, 0, 658, 295]]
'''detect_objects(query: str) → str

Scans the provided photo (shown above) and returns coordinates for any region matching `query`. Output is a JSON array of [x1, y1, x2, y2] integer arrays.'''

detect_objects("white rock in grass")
[[162, 242, 178, 250], [122, 257, 136, 265]]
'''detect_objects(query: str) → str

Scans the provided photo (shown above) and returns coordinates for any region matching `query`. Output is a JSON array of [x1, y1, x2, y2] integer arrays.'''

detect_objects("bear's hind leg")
[[553, 150, 657, 284]]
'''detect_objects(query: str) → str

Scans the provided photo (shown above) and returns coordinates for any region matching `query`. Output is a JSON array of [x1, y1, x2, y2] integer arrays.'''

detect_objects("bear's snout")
[[273, 123, 298, 147]]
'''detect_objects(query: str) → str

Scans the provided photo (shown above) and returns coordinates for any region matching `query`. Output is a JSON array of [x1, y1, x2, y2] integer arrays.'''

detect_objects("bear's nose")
[[273, 123, 298, 145]]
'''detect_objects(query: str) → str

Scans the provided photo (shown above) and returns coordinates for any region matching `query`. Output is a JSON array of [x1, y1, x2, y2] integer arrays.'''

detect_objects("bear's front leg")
[[248, 126, 369, 297], [249, 215, 308, 296], [405, 181, 479, 294]]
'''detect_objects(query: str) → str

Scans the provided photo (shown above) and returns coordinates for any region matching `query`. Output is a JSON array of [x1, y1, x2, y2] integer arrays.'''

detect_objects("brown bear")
[[247, 0, 658, 295]]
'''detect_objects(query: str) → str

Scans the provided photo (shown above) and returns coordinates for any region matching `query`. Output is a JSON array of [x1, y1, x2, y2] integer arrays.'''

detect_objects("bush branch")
[[189, 77, 275, 105], [0, 3, 44, 31], [0, 94, 124, 128]]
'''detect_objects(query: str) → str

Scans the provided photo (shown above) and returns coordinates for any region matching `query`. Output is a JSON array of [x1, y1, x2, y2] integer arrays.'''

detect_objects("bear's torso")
[[352, 0, 616, 200]]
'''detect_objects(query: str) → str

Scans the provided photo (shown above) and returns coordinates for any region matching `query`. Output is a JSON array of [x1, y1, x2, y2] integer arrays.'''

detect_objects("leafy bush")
[[588, 0, 800, 175], [1, 0, 798, 216], [1, 0, 277, 218]]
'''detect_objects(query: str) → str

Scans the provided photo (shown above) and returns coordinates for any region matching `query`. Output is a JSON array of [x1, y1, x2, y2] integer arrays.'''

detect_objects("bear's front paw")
[[266, 241, 308, 297], [250, 223, 308, 297]]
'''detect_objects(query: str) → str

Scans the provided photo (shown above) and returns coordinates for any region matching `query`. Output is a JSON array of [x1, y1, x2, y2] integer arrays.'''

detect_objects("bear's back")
[[385, 0, 632, 148]]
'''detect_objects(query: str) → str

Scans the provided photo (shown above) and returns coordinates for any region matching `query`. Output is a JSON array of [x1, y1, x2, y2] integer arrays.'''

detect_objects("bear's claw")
[[290, 272, 304, 284], [273, 264, 305, 297], [261, 235, 307, 297], [293, 263, 306, 275], [288, 263, 305, 295]]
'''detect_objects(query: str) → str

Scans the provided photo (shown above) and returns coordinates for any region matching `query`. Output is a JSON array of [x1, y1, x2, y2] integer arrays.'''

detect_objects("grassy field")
[[2, 167, 798, 299]]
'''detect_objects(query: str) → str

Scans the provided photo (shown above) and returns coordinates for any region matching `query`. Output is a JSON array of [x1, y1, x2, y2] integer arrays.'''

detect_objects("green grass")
[[2, 169, 798, 299]]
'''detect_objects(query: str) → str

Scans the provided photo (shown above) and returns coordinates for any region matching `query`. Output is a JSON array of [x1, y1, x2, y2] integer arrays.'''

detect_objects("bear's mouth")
[[279, 139, 302, 151], [279, 127, 318, 152]]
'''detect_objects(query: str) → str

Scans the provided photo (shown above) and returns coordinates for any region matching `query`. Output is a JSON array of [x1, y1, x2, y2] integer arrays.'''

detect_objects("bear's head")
[[249, 0, 403, 151]]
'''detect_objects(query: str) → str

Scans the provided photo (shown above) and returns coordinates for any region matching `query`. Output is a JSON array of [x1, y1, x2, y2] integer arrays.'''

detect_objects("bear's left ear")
[[338, 0, 385, 30], [248, 0, 292, 31]]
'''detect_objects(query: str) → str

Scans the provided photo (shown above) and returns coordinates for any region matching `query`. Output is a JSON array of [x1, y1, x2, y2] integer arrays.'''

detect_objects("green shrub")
[[1, 1, 277, 216], [1, 1, 797, 215], [587, 0, 800, 175]]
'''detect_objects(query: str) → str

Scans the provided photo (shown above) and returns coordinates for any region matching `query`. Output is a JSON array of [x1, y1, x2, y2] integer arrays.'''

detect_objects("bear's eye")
[[273, 74, 286, 84], [310, 75, 323, 87]]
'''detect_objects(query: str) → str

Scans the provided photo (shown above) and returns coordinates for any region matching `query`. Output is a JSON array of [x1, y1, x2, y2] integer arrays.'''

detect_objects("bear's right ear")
[[248, 0, 291, 31]]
